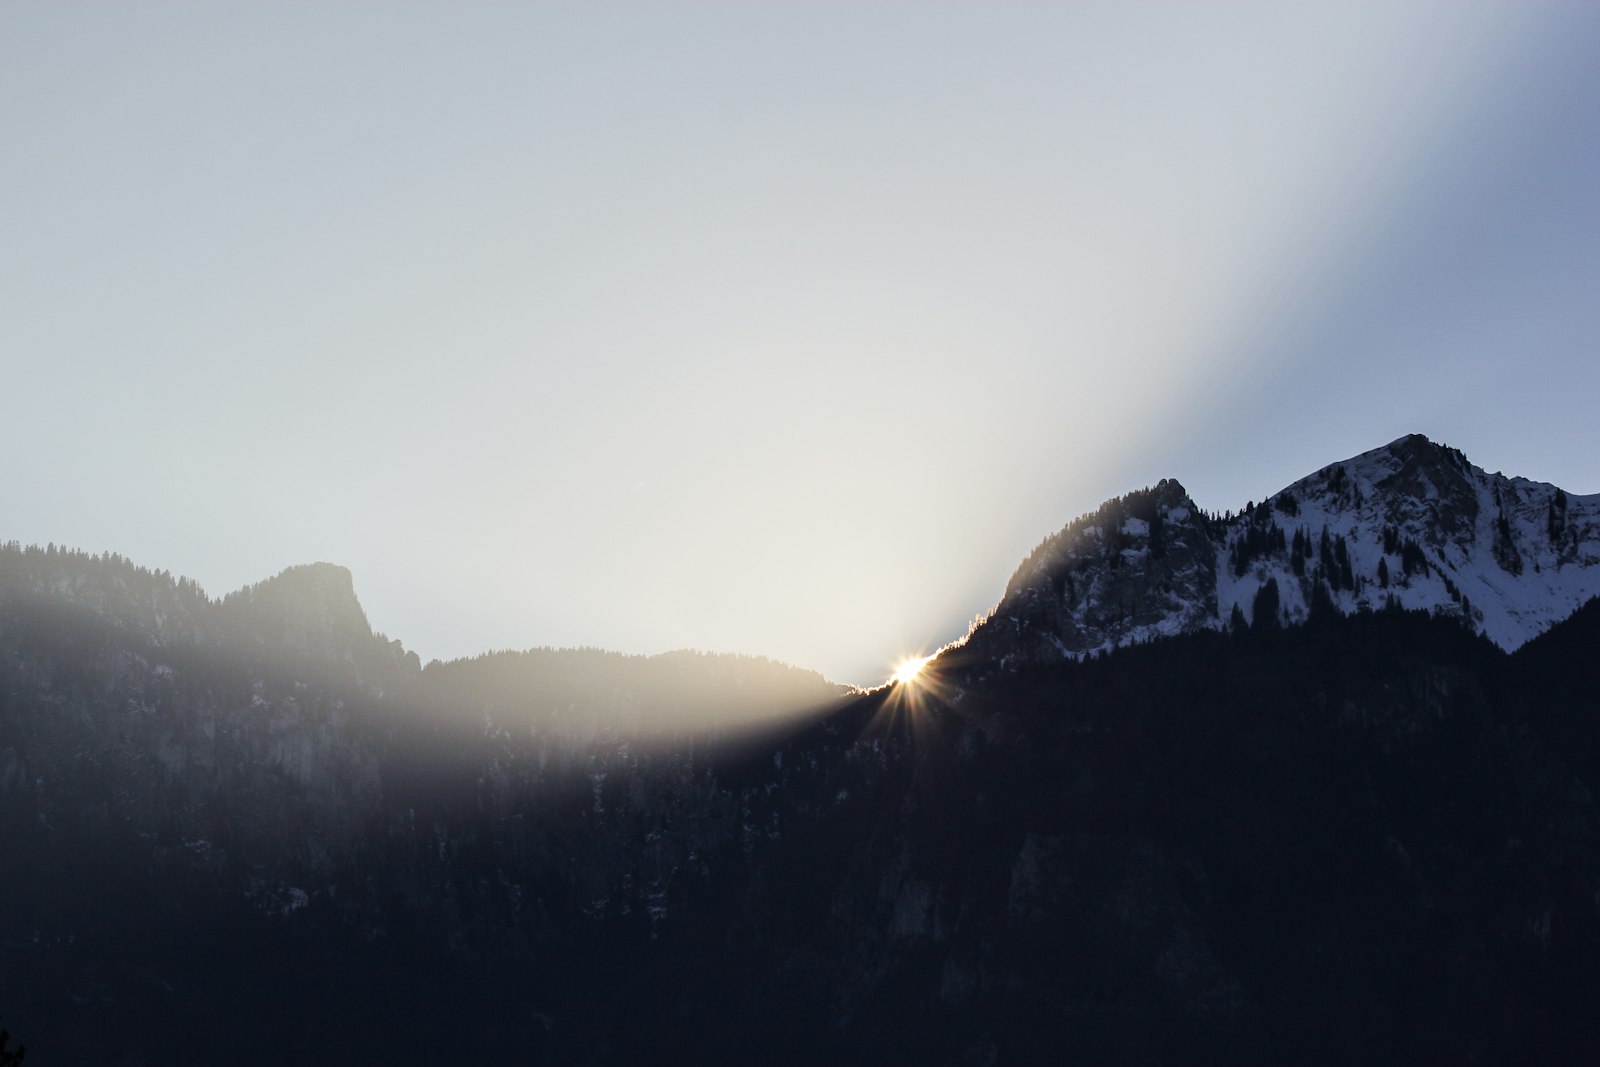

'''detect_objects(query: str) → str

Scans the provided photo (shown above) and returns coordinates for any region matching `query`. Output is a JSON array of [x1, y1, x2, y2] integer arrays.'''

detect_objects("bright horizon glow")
[[3, 4, 1598, 687]]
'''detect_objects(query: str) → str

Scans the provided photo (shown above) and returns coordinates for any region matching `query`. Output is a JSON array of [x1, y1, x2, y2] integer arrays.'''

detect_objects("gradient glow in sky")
[[4, 3, 1597, 685]]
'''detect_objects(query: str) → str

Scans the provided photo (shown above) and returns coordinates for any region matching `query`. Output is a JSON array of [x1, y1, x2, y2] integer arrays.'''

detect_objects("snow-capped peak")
[[967, 434, 1600, 668]]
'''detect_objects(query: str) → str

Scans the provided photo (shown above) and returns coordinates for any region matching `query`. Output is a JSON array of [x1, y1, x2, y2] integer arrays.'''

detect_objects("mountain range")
[[965, 433, 1600, 669], [4, 433, 1600, 1065]]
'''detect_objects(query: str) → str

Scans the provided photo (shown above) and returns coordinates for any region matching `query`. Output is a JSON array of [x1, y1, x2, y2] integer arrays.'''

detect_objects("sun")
[[892, 656, 929, 685]]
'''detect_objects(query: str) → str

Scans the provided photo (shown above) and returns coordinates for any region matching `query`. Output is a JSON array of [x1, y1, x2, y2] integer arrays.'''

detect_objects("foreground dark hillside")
[[4, 542, 1600, 1063]]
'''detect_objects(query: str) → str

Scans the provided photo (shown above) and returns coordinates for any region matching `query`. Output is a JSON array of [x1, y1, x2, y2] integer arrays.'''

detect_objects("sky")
[[4, 3, 1598, 686]]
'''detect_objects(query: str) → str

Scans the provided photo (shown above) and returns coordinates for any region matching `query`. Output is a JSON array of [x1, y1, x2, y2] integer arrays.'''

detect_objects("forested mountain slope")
[[4, 536, 1600, 1063]]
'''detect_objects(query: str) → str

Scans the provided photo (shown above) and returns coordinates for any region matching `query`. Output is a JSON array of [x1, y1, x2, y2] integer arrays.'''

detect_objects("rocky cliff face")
[[966, 434, 1600, 670]]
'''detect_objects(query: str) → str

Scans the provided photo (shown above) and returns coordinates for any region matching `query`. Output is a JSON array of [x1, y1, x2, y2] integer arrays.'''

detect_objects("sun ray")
[[854, 646, 978, 755]]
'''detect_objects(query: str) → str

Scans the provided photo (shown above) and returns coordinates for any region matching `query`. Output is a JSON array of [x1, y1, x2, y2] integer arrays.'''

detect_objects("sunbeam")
[[892, 656, 929, 686]]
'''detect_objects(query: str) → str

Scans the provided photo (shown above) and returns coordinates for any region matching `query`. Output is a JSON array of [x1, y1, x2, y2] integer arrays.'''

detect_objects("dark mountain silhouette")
[[3, 436, 1600, 1064]]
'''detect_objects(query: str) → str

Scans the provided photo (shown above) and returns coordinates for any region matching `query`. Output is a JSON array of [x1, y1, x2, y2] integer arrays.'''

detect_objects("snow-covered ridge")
[[969, 434, 1600, 667]]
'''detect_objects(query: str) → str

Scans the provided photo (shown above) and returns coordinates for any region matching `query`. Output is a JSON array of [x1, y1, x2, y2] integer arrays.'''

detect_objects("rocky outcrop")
[[219, 562, 421, 685], [972, 478, 1218, 666]]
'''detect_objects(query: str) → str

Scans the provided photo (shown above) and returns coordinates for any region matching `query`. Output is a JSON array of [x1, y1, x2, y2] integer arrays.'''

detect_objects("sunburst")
[[892, 656, 929, 685]]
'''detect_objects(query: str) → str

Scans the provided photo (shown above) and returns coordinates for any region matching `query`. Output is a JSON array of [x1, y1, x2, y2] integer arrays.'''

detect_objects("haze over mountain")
[[5, 433, 1600, 1062], [6, 3, 1600, 1062], [5, 3, 1598, 685]]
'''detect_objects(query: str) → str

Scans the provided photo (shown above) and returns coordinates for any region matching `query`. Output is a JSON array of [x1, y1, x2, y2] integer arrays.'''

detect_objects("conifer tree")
[[0, 1018, 23, 1066], [1335, 536, 1354, 591], [1251, 578, 1281, 632], [1309, 577, 1336, 619]]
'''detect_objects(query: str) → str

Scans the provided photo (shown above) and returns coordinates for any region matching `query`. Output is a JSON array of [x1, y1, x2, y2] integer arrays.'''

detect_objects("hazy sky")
[[5, 3, 1598, 685]]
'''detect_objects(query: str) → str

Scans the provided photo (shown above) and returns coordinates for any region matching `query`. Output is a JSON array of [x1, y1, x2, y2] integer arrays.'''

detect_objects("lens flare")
[[892, 656, 929, 685]]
